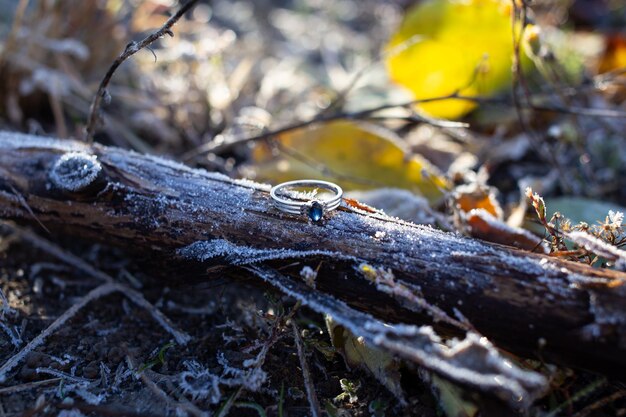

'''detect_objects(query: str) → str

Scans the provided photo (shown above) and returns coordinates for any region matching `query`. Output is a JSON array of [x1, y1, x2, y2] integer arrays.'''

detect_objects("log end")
[[49, 151, 104, 194]]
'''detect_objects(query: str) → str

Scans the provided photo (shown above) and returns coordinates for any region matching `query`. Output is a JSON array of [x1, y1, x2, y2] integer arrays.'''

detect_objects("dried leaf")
[[598, 34, 626, 75], [343, 197, 378, 214], [454, 184, 503, 219], [466, 209, 547, 253]]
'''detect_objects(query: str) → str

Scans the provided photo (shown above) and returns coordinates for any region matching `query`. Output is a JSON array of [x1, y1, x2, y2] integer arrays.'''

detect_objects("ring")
[[270, 180, 343, 222]]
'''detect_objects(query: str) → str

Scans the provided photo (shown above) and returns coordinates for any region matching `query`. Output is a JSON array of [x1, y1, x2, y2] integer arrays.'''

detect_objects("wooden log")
[[0, 131, 625, 379]]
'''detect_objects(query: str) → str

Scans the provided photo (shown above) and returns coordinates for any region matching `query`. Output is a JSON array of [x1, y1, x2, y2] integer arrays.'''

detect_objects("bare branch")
[[84, 0, 201, 143], [185, 92, 626, 159]]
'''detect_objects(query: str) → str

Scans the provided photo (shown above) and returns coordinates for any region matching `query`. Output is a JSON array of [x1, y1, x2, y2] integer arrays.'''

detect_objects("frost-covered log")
[[1, 131, 625, 382]]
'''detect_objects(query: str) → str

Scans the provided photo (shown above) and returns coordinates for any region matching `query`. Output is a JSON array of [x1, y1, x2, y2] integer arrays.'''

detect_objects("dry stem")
[[292, 321, 322, 417], [84, 0, 201, 142], [186, 92, 626, 159]]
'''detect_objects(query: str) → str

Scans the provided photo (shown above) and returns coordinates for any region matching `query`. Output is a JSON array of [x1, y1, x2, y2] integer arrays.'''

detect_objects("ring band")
[[270, 180, 343, 222]]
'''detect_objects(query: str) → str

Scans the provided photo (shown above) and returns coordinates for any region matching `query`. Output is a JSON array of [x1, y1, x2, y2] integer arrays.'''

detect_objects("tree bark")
[[1, 131, 625, 379]]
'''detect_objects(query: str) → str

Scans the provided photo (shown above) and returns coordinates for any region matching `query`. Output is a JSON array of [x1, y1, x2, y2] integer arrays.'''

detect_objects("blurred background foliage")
[[0, 0, 624, 209]]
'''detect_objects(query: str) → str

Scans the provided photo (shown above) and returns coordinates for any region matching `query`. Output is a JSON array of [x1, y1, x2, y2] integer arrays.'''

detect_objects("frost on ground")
[[178, 361, 222, 404]]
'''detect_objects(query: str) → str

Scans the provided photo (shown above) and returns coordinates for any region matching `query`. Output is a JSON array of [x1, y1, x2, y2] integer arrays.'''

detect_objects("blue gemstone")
[[308, 202, 324, 222]]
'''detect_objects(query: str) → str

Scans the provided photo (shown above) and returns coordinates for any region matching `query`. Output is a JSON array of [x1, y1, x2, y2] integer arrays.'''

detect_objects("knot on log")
[[49, 152, 104, 194]]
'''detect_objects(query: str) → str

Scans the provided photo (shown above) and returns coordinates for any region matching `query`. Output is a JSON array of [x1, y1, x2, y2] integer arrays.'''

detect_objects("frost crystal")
[[608, 210, 624, 228], [179, 353, 269, 405], [57, 410, 88, 417], [300, 266, 317, 288], [567, 231, 626, 264], [179, 363, 222, 403]]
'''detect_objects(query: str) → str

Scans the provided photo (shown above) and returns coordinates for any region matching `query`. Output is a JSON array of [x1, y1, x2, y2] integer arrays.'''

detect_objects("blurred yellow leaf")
[[250, 120, 448, 202], [385, 0, 532, 119]]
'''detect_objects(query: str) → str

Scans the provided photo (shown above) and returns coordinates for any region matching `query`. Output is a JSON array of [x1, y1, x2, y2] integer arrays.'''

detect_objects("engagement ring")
[[270, 180, 343, 223]]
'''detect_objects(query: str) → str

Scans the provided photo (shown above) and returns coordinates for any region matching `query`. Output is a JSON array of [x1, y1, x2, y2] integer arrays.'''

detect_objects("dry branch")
[[1, 131, 626, 387], [84, 0, 200, 142]]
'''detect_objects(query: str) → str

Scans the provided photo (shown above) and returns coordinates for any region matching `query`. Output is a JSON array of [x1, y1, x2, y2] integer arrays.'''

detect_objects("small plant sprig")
[[139, 341, 175, 372], [334, 378, 360, 404], [525, 187, 567, 252], [597, 210, 625, 246], [526, 187, 626, 268]]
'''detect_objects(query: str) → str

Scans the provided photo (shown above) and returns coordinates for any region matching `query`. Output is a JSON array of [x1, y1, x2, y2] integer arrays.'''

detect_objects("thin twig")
[[0, 287, 13, 316], [291, 321, 322, 417], [0, 320, 21, 348], [6, 185, 50, 234], [34, 367, 92, 384], [181, 95, 471, 159], [571, 389, 626, 417], [0, 378, 61, 396], [359, 265, 474, 332], [122, 285, 192, 345], [509, 1, 573, 193], [9, 223, 112, 283], [185, 92, 626, 159], [84, 0, 200, 142]]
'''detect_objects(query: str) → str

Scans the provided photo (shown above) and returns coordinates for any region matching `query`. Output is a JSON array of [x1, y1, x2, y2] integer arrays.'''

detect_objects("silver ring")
[[270, 180, 343, 222]]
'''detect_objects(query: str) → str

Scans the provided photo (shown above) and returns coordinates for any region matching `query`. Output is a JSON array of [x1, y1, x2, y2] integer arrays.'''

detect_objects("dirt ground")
[[1, 233, 416, 416]]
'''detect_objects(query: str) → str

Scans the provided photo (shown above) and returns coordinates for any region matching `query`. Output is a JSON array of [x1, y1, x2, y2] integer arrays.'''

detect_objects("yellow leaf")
[[385, 0, 532, 119], [249, 120, 448, 202]]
